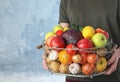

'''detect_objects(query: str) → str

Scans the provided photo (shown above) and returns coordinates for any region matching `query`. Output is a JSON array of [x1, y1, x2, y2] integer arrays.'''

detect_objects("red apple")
[[76, 38, 94, 54], [56, 30, 63, 36], [50, 36, 66, 51], [66, 44, 77, 56], [96, 28, 109, 39], [82, 63, 95, 75], [46, 35, 56, 47]]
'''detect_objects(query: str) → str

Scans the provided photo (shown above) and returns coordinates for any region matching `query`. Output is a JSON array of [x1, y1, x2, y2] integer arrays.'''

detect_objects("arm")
[[105, 0, 120, 75], [59, 0, 70, 28], [60, 23, 69, 28]]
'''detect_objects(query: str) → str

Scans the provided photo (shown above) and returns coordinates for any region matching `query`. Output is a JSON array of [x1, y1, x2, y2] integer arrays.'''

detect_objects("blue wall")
[[0, 0, 65, 82]]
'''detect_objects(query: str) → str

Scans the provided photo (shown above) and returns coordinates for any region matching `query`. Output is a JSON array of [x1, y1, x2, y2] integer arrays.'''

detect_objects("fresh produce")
[[87, 54, 97, 64], [58, 50, 72, 64], [92, 33, 107, 47], [72, 54, 82, 63], [48, 50, 58, 60], [56, 30, 63, 36], [76, 38, 93, 54], [66, 44, 77, 56], [96, 28, 109, 39], [82, 25, 95, 39], [49, 61, 60, 73], [80, 54, 88, 65], [96, 56, 107, 73], [46, 35, 56, 47], [59, 64, 69, 74], [42, 24, 112, 76], [53, 25, 64, 33], [50, 36, 66, 51], [82, 63, 95, 75], [77, 38, 93, 49], [45, 31, 56, 40], [69, 63, 81, 74], [63, 27, 69, 32], [46, 57, 54, 64], [62, 28, 83, 44]]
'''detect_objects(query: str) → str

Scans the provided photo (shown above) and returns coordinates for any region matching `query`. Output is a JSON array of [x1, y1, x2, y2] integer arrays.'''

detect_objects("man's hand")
[[105, 46, 120, 75], [42, 54, 48, 70]]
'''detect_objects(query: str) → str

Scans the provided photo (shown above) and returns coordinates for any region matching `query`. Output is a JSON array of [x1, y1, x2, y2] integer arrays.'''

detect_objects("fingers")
[[42, 54, 48, 70], [107, 45, 118, 65], [42, 59, 48, 70], [106, 47, 120, 75], [111, 44, 118, 52], [108, 53, 116, 65], [105, 58, 118, 75], [42, 54, 46, 59]]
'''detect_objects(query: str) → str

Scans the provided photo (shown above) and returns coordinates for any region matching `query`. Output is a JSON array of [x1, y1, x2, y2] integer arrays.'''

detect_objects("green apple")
[[91, 33, 107, 47], [53, 25, 64, 33], [45, 31, 56, 40]]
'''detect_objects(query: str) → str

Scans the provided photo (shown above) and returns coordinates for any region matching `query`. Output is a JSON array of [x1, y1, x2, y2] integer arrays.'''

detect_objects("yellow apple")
[[96, 56, 107, 73]]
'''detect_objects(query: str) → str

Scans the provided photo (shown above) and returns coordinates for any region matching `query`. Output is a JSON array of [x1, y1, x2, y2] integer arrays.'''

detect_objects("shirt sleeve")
[[118, 0, 120, 22], [58, 0, 69, 24]]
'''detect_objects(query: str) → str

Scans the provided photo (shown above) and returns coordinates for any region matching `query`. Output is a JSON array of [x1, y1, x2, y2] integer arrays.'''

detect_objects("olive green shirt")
[[59, 0, 120, 46], [59, 0, 120, 81]]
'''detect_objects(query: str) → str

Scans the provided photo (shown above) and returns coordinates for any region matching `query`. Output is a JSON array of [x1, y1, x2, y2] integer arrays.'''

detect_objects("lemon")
[[82, 26, 95, 39]]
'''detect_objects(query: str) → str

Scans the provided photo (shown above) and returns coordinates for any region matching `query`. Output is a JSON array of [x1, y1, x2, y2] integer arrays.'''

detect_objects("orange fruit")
[[58, 50, 72, 64]]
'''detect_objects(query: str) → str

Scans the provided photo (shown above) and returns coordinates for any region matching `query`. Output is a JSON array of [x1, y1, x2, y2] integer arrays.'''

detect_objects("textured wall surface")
[[0, 0, 65, 82]]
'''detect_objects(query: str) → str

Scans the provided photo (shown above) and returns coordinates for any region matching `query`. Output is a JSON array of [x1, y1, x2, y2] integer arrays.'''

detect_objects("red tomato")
[[56, 30, 63, 36], [80, 54, 88, 65], [66, 44, 77, 56], [87, 54, 97, 64]]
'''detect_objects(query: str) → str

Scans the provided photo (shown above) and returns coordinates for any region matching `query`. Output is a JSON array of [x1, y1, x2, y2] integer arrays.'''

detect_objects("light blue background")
[[0, 0, 65, 82]]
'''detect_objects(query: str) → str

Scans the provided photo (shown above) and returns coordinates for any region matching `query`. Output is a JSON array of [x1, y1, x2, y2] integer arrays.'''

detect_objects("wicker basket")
[[37, 39, 117, 77]]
